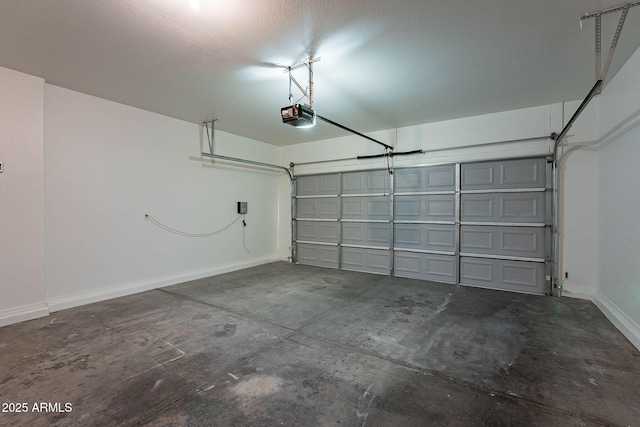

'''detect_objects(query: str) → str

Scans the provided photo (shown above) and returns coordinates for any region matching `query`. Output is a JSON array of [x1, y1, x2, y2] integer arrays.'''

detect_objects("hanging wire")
[[242, 214, 250, 252], [294, 93, 307, 105], [144, 213, 242, 237], [385, 148, 393, 175]]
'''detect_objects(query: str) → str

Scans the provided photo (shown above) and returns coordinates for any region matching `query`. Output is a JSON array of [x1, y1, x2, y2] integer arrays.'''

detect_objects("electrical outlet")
[[565, 272, 569, 279], [237, 201, 248, 214]]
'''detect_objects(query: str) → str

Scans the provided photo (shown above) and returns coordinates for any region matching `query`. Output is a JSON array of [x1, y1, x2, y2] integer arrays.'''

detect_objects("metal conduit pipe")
[[553, 81, 603, 150], [551, 80, 603, 295], [201, 152, 292, 180]]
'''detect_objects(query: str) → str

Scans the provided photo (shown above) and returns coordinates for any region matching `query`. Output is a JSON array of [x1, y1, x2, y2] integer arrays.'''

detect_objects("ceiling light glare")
[[189, 0, 201, 9]]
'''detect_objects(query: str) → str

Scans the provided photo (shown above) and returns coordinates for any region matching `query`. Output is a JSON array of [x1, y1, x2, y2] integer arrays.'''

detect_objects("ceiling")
[[1, 0, 639, 146]]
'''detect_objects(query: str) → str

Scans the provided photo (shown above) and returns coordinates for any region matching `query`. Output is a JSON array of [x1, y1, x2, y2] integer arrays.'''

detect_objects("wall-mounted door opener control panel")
[[237, 201, 248, 214]]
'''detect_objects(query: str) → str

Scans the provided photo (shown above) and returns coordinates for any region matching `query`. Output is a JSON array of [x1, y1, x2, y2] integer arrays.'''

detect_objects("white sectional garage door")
[[393, 164, 457, 283], [459, 158, 550, 294], [293, 157, 551, 295], [294, 170, 392, 274], [295, 173, 341, 268]]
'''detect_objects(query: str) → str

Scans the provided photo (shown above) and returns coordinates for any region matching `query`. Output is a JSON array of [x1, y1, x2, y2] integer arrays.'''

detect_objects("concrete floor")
[[1, 262, 639, 426]]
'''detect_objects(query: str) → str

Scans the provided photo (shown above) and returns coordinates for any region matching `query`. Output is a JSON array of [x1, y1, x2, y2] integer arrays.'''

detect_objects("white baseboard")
[[559, 286, 594, 301], [592, 290, 640, 352], [0, 302, 49, 327], [47, 256, 280, 313]]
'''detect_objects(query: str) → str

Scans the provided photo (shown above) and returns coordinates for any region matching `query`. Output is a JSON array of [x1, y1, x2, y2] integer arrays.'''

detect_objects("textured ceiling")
[[1, 0, 639, 146]]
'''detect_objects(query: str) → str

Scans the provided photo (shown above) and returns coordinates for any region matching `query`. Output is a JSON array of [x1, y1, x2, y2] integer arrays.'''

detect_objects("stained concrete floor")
[[1, 262, 639, 426]]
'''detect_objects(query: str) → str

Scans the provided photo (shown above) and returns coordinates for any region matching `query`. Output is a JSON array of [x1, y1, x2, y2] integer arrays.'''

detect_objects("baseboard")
[[0, 302, 49, 327], [592, 290, 640, 352], [559, 285, 594, 301], [47, 256, 280, 313]]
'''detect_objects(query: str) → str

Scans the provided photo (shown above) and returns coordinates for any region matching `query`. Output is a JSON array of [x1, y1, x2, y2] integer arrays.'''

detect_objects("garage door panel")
[[296, 174, 340, 196], [461, 163, 495, 188], [394, 169, 421, 191], [296, 198, 340, 219], [461, 158, 546, 190], [425, 166, 456, 190], [502, 263, 539, 287], [297, 243, 339, 268], [342, 248, 390, 274], [342, 196, 390, 220], [394, 251, 456, 283], [460, 196, 494, 218], [296, 221, 339, 244], [342, 222, 391, 247], [394, 223, 456, 252], [459, 227, 493, 251], [460, 225, 546, 258], [395, 194, 456, 221], [394, 165, 456, 192], [342, 170, 390, 194], [501, 195, 543, 219], [460, 257, 545, 294], [461, 192, 545, 223], [501, 229, 543, 256], [499, 158, 545, 188]]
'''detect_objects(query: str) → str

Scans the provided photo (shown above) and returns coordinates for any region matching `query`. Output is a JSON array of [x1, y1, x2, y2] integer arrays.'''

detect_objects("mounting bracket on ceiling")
[[580, 1, 639, 93], [281, 57, 394, 151], [203, 118, 217, 154], [286, 57, 321, 109], [554, 2, 639, 145]]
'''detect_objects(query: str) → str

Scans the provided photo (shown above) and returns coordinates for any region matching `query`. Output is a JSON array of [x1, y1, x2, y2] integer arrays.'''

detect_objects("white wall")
[[592, 46, 640, 350], [45, 85, 284, 311], [0, 67, 47, 325], [558, 149, 599, 299], [551, 97, 600, 299]]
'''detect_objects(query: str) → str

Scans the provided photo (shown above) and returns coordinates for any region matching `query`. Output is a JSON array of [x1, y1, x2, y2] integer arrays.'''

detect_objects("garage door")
[[294, 173, 340, 268], [293, 170, 392, 274], [393, 164, 457, 284], [293, 157, 551, 294], [459, 158, 550, 294]]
